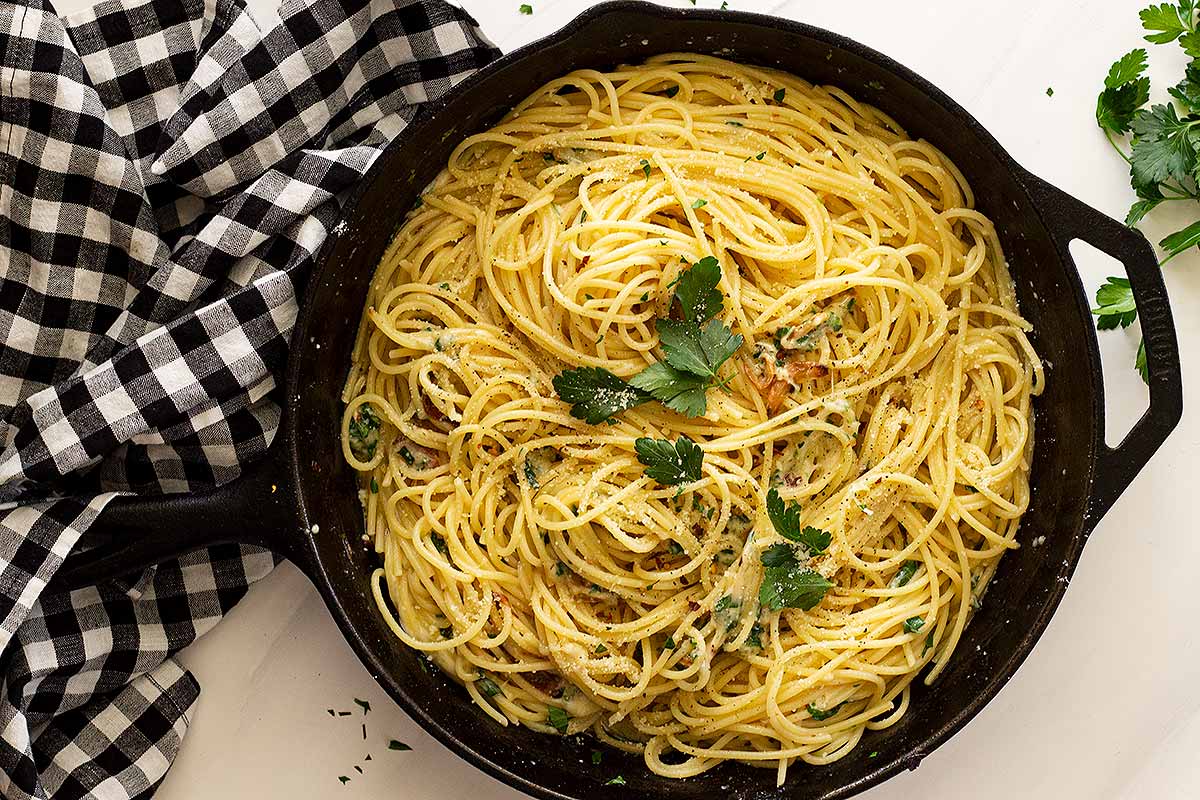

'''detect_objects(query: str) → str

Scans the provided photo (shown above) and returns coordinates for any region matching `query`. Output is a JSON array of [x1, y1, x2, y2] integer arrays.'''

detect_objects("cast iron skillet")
[[53, 3, 1183, 799]]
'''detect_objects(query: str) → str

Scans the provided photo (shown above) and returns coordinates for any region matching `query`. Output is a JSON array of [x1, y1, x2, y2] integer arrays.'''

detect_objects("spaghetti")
[[340, 54, 1043, 782]]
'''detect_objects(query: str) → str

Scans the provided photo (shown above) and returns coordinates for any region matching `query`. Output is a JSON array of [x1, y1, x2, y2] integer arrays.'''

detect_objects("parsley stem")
[[1103, 130, 1131, 165]]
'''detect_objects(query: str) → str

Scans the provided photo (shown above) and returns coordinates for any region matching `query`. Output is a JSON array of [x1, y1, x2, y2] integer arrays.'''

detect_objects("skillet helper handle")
[[50, 447, 301, 591], [1022, 171, 1184, 519]]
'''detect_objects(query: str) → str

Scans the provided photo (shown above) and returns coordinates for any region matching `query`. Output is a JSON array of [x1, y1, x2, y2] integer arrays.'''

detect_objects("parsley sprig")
[[1095, 1, 1200, 382], [553, 257, 744, 420], [757, 488, 834, 612]]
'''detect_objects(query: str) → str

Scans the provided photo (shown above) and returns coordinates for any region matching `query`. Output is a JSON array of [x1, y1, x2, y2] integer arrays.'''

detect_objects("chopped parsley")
[[903, 616, 925, 634], [664, 635, 677, 650], [548, 706, 570, 733], [399, 446, 416, 466], [519, 3, 532, 13], [477, 676, 501, 697], [369, 477, 378, 493], [605, 776, 627, 786], [664, 85, 680, 98], [347, 405, 382, 460], [635, 436, 703, 486], [890, 561, 920, 588], [773, 87, 786, 102], [807, 702, 845, 720], [691, 198, 708, 209], [746, 622, 764, 649], [641, 158, 652, 178]]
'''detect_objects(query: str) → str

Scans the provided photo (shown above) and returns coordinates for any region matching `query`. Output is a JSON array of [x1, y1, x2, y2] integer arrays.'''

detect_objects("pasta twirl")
[[340, 54, 1043, 783]]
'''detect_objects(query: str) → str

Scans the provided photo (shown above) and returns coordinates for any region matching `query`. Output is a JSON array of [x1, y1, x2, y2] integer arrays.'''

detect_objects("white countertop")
[[52, 0, 1200, 797]]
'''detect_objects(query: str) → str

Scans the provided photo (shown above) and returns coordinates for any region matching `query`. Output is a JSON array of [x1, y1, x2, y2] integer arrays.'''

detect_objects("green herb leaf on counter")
[[1096, 49, 1149, 134], [548, 706, 570, 733], [1140, 1, 1195, 42], [1092, 276, 1138, 329], [1046, 87, 1054, 97], [635, 436, 704, 486], [519, 3, 533, 14], [1094, 8, 1200, 383]]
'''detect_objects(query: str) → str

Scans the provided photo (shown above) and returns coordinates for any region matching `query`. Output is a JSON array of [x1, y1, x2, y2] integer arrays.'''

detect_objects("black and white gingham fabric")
[[0, 0, 498, 796]]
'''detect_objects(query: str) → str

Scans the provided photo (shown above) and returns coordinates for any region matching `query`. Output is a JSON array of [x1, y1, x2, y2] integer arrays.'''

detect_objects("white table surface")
[[50, 0, 1200, 797]]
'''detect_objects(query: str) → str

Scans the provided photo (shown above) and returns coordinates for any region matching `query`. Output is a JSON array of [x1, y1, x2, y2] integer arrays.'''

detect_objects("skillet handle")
[[48, 445, 306, 591], [1021, 171, 1183, 520]]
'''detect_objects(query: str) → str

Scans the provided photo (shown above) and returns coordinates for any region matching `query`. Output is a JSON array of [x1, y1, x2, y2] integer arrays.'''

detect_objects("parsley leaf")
[[1126, 197, 1163, 226], [766, 488, 831, 555], [890, 560, 920, 588], [1160, 217, 1200, 261], [1092, 276, 1138, 329], [519, 4, 533, 14], [1137, 338, 1149, 382], [635, 436, 703, 486], [760, 543, 795, 567], [629, 362, 710, 417], [1096, 50, 1150, 134], [758, 546, 833, 611], [1130, 103, 1199, 186], [477, 676, 501, 697], [553, 367, 650, 423], [673, 256, 723, 323], [605, 776, 626, 786], [1141, 2, 1192, 43], [658, 318, 743, 379], [1170, 59, 1200, 110], [547, 706, 569, 733], [903, 616, 926, 634], [1106, 48, 1150, 86]]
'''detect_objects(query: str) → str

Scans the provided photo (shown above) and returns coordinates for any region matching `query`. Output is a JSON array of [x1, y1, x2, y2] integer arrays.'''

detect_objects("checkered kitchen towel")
[[0, 0, 497, 796]]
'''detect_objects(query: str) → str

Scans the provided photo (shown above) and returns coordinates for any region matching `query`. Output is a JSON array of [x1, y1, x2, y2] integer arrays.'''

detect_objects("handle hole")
[[1067, 240, 1149, 447]]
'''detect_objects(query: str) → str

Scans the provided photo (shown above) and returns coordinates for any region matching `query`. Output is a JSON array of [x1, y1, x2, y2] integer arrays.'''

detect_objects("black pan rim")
[[282, 3, 1103, 798]]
